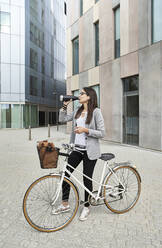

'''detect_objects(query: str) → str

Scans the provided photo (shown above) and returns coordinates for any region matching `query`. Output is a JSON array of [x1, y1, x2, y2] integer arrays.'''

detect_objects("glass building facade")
[[0, 0, 66, 128]]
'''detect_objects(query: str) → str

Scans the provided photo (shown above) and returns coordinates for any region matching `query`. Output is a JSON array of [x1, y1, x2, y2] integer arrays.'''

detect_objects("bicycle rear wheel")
[[23, 174, 79, 232], [103, 165, 141, 214]]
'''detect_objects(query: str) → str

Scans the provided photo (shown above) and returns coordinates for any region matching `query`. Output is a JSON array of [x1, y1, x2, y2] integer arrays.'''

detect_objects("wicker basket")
[[37, 140, 59, 169]]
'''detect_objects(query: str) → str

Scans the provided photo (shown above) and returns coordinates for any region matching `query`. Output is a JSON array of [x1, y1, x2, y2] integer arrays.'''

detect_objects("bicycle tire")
[[103, 165, 141, 214], [23, 174, 79, 232]]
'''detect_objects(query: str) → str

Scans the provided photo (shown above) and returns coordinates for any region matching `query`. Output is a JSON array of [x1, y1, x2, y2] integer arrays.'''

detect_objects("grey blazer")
[[59, 107, 105, 160]]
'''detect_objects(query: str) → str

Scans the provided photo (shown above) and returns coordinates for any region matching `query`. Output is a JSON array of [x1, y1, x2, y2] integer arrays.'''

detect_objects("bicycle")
[[23, 143, 141, 232]]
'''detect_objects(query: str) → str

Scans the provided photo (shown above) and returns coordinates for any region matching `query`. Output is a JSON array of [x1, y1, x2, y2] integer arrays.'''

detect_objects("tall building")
[[66, 0, 162, 151], [0, 0, 66, 128]]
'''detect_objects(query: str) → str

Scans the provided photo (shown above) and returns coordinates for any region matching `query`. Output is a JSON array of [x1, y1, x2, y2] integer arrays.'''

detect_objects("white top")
[[74, 112, 87, 149]]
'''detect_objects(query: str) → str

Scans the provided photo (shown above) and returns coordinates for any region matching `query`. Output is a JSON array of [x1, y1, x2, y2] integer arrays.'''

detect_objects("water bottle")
[[60, 95, 79, 102]]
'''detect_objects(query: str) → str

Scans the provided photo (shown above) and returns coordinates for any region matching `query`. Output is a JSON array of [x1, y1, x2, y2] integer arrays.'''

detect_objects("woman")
[[52, 87, 105, 221]]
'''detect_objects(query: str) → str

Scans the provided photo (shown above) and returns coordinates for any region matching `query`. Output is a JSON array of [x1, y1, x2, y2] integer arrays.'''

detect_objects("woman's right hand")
[[63, 99, 72, 106], [62, 99, 72, 110]]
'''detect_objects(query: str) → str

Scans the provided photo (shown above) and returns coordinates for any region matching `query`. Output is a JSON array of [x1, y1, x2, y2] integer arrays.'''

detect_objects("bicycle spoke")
[[104, 166, 141, 213], [23, 175, 79, 232]]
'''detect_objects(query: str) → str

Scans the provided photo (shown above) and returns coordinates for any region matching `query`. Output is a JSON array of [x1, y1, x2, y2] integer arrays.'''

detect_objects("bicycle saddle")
[[99, 153, 115, 161]]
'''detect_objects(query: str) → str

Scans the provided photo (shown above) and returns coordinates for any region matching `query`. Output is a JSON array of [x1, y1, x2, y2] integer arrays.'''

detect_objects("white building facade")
[[0, 0, 66, 128]]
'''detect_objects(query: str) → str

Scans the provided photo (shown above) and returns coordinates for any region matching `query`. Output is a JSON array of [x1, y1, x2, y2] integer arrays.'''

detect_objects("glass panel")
[[91, 85, 100, 107], [73, 90, 79, 111], [72, 37, 79, 75], [11, 35, 20, 64], [123, 76, 138, 92], [152, 0, 162, 42], [114, 7, 120, 58], [1, 104, 11, 128], [95, 21, 99, 66], [1, 33, 10, 63], [11, 104, 21, 128], [11, 64, 20, 93], [30, 76, 37, 96], [41, 80, 45, 97], [10, 5, 20, 35], [115, 39, 120, 58], [1, 64, 10, 93], [41, 56, 45, 73], [80, 0, 83, 16], [30, 0, 38, 19], [23, 105, 30, 128], [123, 76, 139, 145], [123, 96, 139, 145], [20, 37, 25, 64], [30, 48, 38, 71], [31, 105, 38, 127], [0, 11, 10, 34], [51, 0, 54, 13], [0, 11, 10, 26], [20, 65, 25, 94], [20, 7, 25, 36]]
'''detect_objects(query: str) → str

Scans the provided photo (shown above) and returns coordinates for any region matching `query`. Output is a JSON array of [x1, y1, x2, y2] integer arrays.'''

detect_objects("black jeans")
[[62, 150, 97, 207]]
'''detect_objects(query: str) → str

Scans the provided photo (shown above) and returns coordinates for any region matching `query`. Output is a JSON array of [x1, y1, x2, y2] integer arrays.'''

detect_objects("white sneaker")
[[51, 204, 70, 215], [79, 207, 90, 221]]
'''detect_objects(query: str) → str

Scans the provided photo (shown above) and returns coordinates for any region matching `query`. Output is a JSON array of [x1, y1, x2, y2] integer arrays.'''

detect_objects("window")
[[51, 36, 54, 55], [30, 76, 37, 96], [95, 0, 99, 3], [42, 56, 45, 74], [152, 0, 162, 43], [72, 90, 79, 111], [54, 18, 56, 37], [41, 9, 44, 24], [123, 76, 139, 145], [1, 104, 11, 128], [64, 2, 67, 15], [30, 49, 38, 71], [30, 21, 44, 49], [94, 21, 99, 66], [72, 37, 79, 75], [30, 22, 34, 42], [91, 85, 100, 107], [51, 60, 54, 78], [114, 6, 120, 58], [80, 0, 83, 16], [41, 80, 45, 97], [0, 11, 10, 33], [30, 0, 38, 19]]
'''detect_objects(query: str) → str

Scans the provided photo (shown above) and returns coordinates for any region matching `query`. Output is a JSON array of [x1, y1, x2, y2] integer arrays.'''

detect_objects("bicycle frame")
[[51, 154, 125, 206]]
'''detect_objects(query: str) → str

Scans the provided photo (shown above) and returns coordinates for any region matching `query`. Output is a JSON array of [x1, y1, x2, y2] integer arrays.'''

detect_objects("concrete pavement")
[[0, 126, 162, 248]]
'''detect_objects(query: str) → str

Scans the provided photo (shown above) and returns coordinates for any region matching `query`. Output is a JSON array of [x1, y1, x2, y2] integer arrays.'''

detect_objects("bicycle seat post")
[[96, 160, 108, 200]]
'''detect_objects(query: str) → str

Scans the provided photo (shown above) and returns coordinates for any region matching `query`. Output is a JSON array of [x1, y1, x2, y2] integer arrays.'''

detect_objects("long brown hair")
[[75, 87, 98, 124]]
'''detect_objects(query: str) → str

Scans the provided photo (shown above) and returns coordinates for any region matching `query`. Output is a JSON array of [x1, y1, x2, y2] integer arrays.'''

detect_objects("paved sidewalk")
[[0, 126, 162, 248]]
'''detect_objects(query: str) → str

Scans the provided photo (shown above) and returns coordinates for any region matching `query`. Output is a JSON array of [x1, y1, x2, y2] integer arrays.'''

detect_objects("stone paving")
[[0, 126, 162, 248]]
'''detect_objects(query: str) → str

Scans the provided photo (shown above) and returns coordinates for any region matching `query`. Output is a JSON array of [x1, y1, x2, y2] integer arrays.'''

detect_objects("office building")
[[0, 0, 66, 128], [66, 0, 162, 151]]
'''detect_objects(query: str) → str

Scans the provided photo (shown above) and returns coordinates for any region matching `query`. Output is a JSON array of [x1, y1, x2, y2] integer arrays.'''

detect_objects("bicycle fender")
[[102, 164, 141, 186]]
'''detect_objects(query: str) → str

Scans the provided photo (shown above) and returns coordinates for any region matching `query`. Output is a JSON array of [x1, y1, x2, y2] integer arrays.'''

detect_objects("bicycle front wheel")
[[103, 165, 141, 214], [23, 174, 79, 232]]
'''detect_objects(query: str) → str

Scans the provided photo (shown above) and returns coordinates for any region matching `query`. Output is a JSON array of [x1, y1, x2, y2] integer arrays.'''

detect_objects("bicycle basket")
[[37, 140, 60, 169]]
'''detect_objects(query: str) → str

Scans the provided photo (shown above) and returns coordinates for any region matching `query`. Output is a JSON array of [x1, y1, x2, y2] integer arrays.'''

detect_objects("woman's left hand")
[[74, 126, 89, 134]]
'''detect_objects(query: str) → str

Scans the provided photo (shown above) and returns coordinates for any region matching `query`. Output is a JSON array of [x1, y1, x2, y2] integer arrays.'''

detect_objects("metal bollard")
[[48, 124, 50, 137], [29, 125, 31, 141]]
